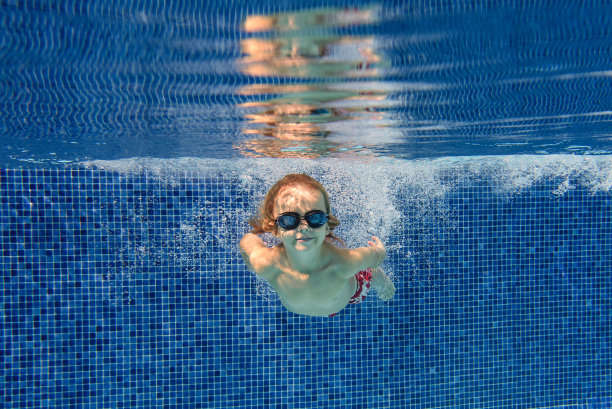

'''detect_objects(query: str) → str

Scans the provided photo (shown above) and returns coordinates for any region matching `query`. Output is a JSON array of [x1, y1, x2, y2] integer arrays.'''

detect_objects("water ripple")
[[1, 0, 611, 165]]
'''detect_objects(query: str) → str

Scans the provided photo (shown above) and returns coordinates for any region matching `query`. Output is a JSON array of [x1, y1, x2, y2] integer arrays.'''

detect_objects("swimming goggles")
[[275, 210, 329, 230]]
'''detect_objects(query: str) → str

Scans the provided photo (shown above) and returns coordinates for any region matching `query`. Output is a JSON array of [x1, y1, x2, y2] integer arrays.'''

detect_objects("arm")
[[239, 233, 279, 280], [335, 236, 386, 279]]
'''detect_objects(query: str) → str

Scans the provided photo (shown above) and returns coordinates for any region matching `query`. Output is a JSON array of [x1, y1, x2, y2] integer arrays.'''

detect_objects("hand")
[[368, 236, 386, 266]]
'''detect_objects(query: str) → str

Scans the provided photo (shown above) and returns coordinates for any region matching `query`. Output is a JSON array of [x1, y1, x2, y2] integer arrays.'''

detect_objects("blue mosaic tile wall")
[[1, 165, 611, 408]]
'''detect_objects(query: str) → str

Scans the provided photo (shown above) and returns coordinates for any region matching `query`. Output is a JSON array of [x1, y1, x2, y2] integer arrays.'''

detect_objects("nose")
[[297, 218, 310, 230]]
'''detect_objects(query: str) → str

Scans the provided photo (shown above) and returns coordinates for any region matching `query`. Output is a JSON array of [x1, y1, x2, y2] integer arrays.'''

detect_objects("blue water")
[[2, 0, 612, 165], [2, 1, 612, 408]]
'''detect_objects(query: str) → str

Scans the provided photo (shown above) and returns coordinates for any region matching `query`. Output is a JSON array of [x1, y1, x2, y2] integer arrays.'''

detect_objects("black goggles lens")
[[275, 211, 329, 230]]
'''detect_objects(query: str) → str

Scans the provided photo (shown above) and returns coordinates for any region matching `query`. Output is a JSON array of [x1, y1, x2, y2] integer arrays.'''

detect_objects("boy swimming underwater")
[[240, 174, 395, 317]]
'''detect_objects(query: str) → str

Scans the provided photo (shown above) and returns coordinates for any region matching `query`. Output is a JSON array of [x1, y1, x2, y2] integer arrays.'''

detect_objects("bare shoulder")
[[325, 243, 377, 279], [324, 243, 360, 276], [240, 233, 282, 280], [326, 243, 369, 262], [324, 242, 353, 262], [252, 247, 283, 280]]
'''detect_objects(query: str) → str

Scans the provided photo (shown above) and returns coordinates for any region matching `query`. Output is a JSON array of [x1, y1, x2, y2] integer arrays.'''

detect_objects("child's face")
[[273, 186, 329, 252]]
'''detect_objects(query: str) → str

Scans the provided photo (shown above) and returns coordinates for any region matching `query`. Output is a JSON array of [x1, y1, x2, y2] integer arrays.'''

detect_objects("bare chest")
[[272, 266, 353, 310]]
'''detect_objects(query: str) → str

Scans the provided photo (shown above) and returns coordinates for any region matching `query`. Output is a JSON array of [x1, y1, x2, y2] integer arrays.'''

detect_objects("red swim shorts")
[[349, 268, 373, 304], [329, 268, 373, 317]]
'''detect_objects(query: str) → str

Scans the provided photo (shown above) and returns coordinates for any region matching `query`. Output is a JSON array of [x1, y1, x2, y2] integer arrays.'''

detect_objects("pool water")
[[1, 1, 612, 408], [2, 1, 611, 165]]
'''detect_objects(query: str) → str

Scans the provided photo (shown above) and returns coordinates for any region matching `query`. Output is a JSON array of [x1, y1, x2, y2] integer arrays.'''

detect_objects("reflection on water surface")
[[2, 1, 611, 166], [236, 5, 403, 159]]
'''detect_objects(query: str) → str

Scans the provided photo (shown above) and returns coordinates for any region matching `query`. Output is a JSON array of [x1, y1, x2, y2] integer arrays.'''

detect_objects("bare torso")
[[240, 231, 392, 317], [270, 262, 357, 316]]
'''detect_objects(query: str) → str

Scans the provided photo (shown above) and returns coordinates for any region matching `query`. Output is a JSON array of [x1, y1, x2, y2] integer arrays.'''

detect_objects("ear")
[[264, 219, 280, 238]]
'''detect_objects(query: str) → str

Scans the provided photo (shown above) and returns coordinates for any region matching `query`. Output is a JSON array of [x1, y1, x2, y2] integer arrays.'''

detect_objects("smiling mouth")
[[297, 237, 312, 242]]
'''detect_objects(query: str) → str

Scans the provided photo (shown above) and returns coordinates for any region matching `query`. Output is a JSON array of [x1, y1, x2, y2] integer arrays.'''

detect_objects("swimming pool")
[[2, 1, 611, 408]]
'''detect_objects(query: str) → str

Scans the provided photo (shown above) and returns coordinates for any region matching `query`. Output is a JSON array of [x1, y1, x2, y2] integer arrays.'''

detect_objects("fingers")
[[368, 236, 383, 247]]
